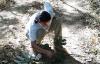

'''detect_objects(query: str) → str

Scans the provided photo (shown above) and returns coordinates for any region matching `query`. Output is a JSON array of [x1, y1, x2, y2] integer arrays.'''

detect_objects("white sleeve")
[[44, 1, 53, 16], [28, 29, 37, 42]]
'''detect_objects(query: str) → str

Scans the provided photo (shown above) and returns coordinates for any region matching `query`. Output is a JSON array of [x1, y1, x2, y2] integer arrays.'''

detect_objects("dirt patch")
[[0, 0, 100, 64]]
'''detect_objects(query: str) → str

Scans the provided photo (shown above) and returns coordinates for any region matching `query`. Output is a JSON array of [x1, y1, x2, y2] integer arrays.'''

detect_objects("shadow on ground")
[[0, 44, 100, 64], [54, 9, 88, 27], [0, 16, 19, 26], [52, 38, 82, 64], [6, 1, 43, 14], [0, 1, 99, 64], [0, 0, 16, 10], [51, 5, 92, 64], [0, 44, 30, 64], [0, 15, 18, 39], [54, 2, 98, 27]]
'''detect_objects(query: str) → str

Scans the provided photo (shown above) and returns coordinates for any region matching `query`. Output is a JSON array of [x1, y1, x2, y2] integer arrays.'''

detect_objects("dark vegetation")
[[0, 0, 99, 64]]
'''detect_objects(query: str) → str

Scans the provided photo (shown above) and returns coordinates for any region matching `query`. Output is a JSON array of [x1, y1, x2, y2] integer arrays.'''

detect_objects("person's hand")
[[46, 51, 53, 59]]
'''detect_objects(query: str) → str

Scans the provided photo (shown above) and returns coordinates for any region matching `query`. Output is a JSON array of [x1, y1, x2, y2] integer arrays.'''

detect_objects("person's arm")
[[31, 41, 53, 58]]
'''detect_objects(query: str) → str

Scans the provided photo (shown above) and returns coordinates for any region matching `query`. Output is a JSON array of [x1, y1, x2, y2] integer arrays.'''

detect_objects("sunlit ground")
[[0, 0, 100, 64]]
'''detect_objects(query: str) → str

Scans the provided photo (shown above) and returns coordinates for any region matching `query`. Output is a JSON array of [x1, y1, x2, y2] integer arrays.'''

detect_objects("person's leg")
[[49, 17, 62, 53], [49, 17, 62, 38]]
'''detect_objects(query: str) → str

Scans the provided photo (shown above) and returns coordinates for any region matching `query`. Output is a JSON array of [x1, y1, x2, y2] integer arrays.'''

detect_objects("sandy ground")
[[0, 0, 100, 64]]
